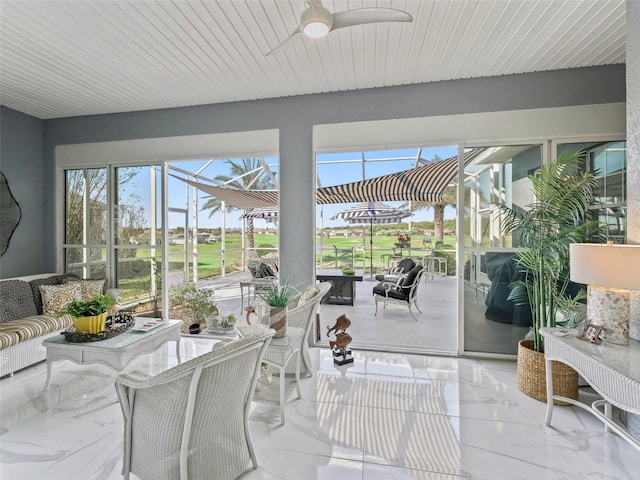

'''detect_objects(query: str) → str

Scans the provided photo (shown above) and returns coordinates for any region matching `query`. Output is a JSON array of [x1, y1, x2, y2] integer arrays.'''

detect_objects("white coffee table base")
[[43, 319, 182, 390]]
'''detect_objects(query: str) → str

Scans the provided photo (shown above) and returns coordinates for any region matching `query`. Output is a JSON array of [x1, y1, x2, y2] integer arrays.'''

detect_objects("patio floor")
[[195, 270, 529, 357]]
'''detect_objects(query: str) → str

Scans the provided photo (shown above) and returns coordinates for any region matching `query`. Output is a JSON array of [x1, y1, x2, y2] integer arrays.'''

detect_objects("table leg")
[[604, 401, 612, 432], [44, 360, 53, 391], [279, 365, 286, 425], [175, 338, 181, 364], [544, 357, 554, 425]]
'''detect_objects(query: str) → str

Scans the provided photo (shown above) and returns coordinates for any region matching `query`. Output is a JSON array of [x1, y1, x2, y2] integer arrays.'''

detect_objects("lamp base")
[[587, 285, 629, 346]]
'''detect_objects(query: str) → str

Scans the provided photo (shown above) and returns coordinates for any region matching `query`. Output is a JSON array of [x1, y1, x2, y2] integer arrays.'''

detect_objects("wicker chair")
[[115, 325, 274, 480], [279, 281, 331, 377], [373, 265, 425, 320]]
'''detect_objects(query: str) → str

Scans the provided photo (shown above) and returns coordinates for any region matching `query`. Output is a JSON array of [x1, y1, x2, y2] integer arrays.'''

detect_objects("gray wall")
[[0, 107, 46, 278], [1, 64, 626, 280]]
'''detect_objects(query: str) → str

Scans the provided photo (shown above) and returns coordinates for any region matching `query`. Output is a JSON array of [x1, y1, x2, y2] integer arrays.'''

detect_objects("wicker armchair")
[[373, 265, 425, 320], [115, 325, 274, 480]]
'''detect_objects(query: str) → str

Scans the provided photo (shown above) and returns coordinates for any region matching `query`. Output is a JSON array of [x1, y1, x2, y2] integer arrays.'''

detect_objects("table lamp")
[[569, 243, 640, 346]]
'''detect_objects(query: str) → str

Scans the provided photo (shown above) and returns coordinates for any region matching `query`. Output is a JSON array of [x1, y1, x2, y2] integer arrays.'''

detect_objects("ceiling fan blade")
[[332, 8, 413, 31], [266, 29, 302, 56]]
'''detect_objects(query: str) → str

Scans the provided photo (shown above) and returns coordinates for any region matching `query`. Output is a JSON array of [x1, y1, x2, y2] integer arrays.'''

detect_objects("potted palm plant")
[[497, 149, 600, 403], [257, 280, 298, 337], [60, 294, 116, 333]]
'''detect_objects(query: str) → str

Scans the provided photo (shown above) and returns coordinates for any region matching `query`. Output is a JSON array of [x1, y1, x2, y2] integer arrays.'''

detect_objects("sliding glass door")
[[462, 145, 542, 355]]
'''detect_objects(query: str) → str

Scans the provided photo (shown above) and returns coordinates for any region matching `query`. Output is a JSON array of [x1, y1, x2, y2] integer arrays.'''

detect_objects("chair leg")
[[408, 304, 418, 321], [279, 365, 286, 425], [374, 295, 379, 315], [414, 300, 422, 314]]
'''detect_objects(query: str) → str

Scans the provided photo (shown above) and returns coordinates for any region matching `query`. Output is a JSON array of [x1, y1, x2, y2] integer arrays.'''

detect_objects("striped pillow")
[[39, 283, 82, 315]]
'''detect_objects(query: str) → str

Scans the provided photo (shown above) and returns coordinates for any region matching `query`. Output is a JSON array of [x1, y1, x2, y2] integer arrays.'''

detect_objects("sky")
[[123, 145, 459, 231]]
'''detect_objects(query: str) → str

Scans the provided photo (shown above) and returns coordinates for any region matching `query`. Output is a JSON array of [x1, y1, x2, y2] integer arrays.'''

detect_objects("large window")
[[63, 168, 108, 279], [558, 141, 627, 242]]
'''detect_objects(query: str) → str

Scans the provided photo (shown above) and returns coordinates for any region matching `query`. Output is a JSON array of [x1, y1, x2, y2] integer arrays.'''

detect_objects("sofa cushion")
[[0, 280, 38, 323], [0, 314, 73, 344], [0, 330, 21, 349], [40, 283, 82, 315], [29, 273, 79, 314]]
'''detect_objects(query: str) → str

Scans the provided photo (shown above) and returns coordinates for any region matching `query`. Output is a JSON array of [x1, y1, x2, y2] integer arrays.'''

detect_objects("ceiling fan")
[[266, 0, 413, 56]]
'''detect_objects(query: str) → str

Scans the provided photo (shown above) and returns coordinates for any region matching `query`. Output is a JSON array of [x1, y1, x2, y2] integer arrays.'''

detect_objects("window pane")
[[65, 168, 107, 245]]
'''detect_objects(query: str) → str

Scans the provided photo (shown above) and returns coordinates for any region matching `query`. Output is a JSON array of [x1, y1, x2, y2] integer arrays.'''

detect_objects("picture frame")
[[578, 322, 602, 343]]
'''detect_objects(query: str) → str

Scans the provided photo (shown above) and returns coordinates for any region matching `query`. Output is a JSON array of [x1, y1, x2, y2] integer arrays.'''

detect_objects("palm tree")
[[201, 158, 274, 258], [409, 156, 457, 244]]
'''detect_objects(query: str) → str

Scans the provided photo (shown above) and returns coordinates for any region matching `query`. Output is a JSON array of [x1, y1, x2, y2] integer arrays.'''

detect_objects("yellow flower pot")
[[72, 311, 108, 334]]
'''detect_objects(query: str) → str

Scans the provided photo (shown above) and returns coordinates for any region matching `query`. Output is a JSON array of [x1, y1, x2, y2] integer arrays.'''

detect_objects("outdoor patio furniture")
[[374, 257, 416, 282], [115, 325, 274, 480], [373, 265, 425, 320]]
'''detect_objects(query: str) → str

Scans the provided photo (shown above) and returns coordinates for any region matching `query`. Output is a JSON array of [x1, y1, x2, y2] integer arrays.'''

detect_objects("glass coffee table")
[[42, 318, 182, 390]]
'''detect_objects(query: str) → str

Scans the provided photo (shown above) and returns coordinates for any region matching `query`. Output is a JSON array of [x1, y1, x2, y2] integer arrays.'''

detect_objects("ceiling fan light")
[[300, 4, 333, 39], [303, 21, 330, 38]]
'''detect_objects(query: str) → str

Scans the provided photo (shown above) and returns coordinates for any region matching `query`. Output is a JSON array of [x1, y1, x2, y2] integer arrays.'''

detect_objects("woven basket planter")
[[517, 340, 578, 406]]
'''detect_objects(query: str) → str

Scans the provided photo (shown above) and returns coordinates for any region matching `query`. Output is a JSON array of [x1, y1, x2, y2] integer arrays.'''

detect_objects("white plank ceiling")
[[0, 0, 626, 120]]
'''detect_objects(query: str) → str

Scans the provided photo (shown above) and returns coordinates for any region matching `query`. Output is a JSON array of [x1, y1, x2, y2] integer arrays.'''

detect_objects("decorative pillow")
[[0, 280, 38, 323], [39, 283, 82, 315], [29, 273, 80, 314], [65, 278, 106, 300], [299, 285, 320, 304]]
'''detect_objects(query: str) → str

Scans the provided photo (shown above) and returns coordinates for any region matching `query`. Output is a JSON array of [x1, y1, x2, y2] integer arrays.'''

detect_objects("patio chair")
[[115, 325, 274, 480], [374, 257, 416, 282], [241, 259, 279, 310], [373, 265, 425, 320]]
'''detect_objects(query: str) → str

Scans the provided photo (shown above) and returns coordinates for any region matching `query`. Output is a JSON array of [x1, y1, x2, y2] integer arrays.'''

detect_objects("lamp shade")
[[570, 243, 640, 290]]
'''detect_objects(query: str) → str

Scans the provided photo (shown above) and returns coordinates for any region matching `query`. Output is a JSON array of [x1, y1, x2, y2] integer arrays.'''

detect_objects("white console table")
[[540, 327, 640, 452]]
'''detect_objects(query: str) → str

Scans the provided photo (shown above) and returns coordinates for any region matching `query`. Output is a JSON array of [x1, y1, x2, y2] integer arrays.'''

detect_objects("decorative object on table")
[[327, 314, 353, 365], [168, 282, 218, 333], [342, 267, 355, 276], [331, 202, 413, 279], [577, 322, 602, 343], [61, 310, 135, 343], [257, 279, 298, 337], [256, 362, 273, 389], [189, 323, 201, 335], [206, 313, 236, 335], [0, 171, 21, 257], [569, 242, 640, 346], [496, 150, 599, 403], [59, 294, 116, 334], [394, 233, 411, 249]]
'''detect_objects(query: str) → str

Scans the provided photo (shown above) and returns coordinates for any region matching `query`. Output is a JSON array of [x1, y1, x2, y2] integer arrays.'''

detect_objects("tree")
[[201, 158, 274, 258], [409, 156, 457, 243]]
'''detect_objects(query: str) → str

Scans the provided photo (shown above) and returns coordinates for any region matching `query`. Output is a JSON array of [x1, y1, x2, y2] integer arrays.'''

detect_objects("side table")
[[249, 326, 304, 425], [540, 327, 640, 452]]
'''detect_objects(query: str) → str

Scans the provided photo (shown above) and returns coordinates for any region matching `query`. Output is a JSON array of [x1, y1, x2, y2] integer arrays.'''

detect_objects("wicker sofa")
[[0, 273, 80, 377]]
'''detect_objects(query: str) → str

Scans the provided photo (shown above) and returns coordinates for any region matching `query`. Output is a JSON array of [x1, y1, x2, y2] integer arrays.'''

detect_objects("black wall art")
[[0, 171, 21, 256]]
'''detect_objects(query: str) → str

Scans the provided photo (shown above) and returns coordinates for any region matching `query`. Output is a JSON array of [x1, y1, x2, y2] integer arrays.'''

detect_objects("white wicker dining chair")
[[280, 281, 331, 377], [114, 325, 274, 480]]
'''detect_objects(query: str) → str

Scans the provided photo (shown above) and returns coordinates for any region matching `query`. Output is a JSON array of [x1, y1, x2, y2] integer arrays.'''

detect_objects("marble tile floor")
[[1, 339, 638, 480]]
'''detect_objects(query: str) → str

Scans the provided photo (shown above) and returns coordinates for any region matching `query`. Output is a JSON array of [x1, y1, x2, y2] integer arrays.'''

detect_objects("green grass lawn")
[[119, 232, 456, 300]]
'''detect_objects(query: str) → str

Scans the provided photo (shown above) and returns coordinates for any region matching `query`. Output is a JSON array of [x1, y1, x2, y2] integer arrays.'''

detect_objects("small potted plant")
[[60, 294, 116, 333], [168, 282, 218, 332], [257, 280, 298, 337]]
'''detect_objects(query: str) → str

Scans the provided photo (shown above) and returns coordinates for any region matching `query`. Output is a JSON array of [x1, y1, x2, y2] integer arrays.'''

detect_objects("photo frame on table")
[[578, 322, 602, 343]]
